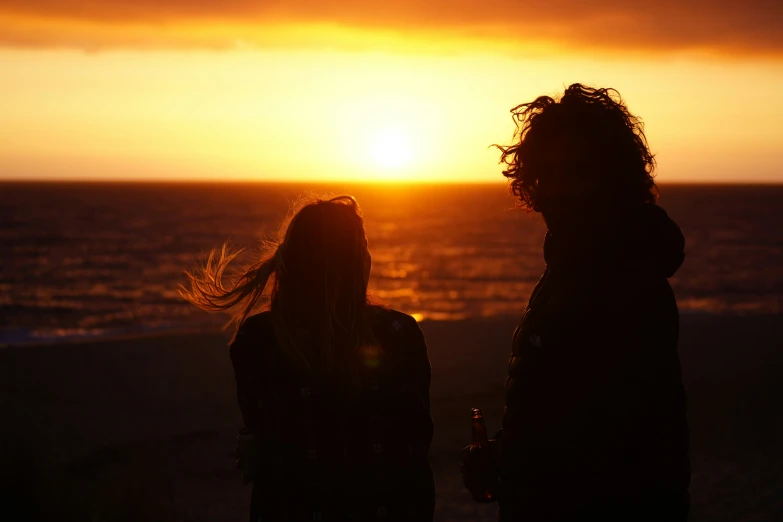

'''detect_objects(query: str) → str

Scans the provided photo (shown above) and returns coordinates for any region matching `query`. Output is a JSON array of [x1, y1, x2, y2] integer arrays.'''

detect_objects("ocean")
[[1, 182, 781, 346]]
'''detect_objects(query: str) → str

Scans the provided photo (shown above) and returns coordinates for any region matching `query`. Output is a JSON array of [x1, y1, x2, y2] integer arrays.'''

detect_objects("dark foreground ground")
[[1, 314, 782, 521]]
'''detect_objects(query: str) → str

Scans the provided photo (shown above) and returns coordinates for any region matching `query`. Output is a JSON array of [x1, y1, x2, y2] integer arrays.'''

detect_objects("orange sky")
[[1, 1, 782, 182]]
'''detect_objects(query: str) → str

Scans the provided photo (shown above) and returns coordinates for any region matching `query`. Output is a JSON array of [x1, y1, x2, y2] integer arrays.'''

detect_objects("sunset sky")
[[1, 1, 782, 183]]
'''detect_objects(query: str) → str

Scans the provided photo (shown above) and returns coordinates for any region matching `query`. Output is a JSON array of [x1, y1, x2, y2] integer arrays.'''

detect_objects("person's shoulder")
[[372, 306, 422, 334], [242, 310, 273, 328], [230, 312, 273, 357], [236, 311, 273, 337], [372, 307, 429, 360]]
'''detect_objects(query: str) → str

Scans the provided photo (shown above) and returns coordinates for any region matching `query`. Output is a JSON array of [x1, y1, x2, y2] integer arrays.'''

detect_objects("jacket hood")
[[543, 204, 685, 279]]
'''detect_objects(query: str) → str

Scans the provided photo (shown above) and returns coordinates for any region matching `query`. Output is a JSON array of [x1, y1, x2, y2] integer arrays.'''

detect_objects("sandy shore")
[[1, 314, 782, 521]]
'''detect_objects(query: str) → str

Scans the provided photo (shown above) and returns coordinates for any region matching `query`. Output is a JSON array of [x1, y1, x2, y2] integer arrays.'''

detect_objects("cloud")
[[1, 0, 782, 56]]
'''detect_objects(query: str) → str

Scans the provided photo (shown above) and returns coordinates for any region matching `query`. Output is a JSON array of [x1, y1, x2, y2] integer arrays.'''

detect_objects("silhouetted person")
[[183, 196, 434, 521], [463, 84, 690, 521]]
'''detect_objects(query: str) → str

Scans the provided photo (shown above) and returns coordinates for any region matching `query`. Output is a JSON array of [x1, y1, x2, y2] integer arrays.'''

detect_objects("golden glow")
[[369, 128, 415, 174], [0, 12, 572, 57], [1, 47, 782, 183]]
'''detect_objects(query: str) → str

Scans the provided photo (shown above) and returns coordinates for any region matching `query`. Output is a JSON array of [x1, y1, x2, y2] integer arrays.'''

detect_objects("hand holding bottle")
[[461, 408, 499, 503]]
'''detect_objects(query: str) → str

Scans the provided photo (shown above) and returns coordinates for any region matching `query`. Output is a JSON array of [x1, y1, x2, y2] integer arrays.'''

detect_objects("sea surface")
[[1, 182, 782, 345]]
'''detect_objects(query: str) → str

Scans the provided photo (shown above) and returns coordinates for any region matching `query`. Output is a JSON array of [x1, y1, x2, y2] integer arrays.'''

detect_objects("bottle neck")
[[471, 408, 489, 445]]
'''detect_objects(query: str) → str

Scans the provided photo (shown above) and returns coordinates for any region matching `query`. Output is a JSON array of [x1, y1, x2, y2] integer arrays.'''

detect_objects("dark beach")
[[2, 313, 781, 521]]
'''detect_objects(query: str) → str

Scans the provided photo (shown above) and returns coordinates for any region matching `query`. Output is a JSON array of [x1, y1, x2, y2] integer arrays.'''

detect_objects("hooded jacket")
[[498, 204, 690, 520]]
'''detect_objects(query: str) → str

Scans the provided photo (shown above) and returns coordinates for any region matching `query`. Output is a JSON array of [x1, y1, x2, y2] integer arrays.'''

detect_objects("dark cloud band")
[[1, 0, 781, 54]]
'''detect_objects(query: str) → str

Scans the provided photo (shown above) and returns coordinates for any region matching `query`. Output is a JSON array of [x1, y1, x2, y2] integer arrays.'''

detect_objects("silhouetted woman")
[[182, 196, 434, 521]]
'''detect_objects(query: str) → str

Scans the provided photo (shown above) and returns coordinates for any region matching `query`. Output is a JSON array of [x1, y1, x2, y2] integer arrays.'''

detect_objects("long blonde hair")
[[180, 195, 376, 382]]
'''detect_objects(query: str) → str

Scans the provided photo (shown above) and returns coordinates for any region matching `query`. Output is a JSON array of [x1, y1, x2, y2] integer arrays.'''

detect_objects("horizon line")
[[1, 178, 782, 186]]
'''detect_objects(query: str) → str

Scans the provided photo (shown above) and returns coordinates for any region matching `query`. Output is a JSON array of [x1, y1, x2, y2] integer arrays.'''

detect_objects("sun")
[[369, 129, 414, 171]]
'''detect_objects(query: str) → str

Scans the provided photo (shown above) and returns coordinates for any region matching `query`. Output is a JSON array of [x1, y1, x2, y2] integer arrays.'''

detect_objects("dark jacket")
[[229, 307, 434, 522], [499, 205, 690, 521]]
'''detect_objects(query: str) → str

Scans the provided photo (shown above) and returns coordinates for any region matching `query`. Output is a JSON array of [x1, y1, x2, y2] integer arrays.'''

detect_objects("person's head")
[[496, 84, 657, 228], [181, 195, 373, 379]]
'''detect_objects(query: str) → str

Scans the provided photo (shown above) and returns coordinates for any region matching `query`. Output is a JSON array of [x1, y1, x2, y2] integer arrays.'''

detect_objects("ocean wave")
[[2, 182, 782, 347]]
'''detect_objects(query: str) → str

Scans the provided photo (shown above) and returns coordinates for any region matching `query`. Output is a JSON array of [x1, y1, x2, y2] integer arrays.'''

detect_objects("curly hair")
[[496, 83, 657, 212]]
